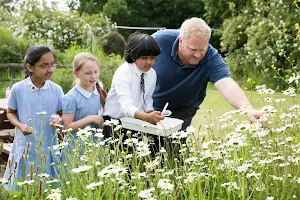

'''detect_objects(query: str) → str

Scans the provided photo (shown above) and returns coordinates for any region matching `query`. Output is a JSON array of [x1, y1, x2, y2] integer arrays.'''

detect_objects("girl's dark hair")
[[24, 45, 53, 78], [124, 32, 161, 63]]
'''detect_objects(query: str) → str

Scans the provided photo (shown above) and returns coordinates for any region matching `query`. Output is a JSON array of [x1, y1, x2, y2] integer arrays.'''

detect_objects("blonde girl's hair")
[[72, 52, 107, 107], [179, 17, 211, 40]]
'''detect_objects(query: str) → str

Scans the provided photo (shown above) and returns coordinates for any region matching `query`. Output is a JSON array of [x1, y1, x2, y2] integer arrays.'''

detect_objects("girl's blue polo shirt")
[[62, 85, 102, 130]]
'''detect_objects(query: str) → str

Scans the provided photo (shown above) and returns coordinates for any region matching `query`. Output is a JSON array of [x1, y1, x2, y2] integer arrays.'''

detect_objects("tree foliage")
[[68, 0, 206, 37], [103, 0, 130, 24], [0, 27, 32, 63], [69, 0, 107, 15], [221, 0, 300, 89], [102, 31, 126, 56], [1, 0, 114, 51]]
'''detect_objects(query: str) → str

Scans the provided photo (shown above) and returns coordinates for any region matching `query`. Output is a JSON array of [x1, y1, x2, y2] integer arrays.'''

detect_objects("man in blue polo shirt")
[[152, 17, 264, 130]]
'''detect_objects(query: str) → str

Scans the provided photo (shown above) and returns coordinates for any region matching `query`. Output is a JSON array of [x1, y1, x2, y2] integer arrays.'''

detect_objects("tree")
[[103, 0, 130, 24], [68, 0, 107, 14], [68, 0, 206, 38], [1, 0, 114, 51], [221, 0, 300, 89], [202, 0, 250, 28], [102, 31, 126, 56]]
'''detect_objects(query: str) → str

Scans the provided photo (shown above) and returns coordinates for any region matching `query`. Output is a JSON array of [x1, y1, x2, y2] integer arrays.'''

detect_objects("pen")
[[161, 102, 169, 116]]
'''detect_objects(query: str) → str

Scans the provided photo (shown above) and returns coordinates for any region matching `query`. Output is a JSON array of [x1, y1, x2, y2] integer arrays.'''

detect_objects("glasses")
[[34, 63, 57, 69]]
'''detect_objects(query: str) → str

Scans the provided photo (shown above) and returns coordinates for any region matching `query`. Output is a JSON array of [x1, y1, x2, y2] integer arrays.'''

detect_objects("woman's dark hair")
[[24, 45, 53, 78], [124, 32, 161, 63]]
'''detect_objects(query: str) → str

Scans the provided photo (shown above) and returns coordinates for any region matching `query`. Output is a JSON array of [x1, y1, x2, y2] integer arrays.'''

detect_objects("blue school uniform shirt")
[[61, 85, 102, 161], [62, 84, 102, 130], [3, 77, 63, 191]]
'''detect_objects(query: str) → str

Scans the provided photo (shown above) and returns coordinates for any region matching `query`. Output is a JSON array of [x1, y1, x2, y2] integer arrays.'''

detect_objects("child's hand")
[[91, 115, 104, 127], [147, 111, 164, 124], [20, 124, 33, 135], [49, 117, 63, 128]]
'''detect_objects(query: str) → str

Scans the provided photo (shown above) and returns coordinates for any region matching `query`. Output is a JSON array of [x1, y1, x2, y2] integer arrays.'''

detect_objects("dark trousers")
[[103, 107, 198, 157], [150, 107, 198, 157], [169, 107, 198, 130], [102, 116, 164, 158]]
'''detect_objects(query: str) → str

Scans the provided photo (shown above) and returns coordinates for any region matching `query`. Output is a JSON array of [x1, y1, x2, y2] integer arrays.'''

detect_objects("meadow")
[[1, 0, 299, 199], [0, 82, 299, 200]]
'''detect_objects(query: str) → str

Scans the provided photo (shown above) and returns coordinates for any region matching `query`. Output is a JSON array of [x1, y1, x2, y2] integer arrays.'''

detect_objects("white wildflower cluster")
[[157, 179, 174, 194], [46, 188, 62, 200], [94, 129, 104, 138], [76, 126, 94, 139], [124, 138, 139, 147], [136, 141, 151, 157], [170, 130, 189, 140], [236, 163, 252, 173], [260, 105, 278, 114], [255, 85, 275, 95], [283, 87, 296, 96], [86, 181, 104, 190], [71, 165, 93, 174], [145, 157, 160, 170], [17, 180, 35, 186], [287, 73, 300, 84], [97, 162, 127, 178], [225, 132, 247, 147], [104, 119, 119, 127], [138, 188, 156, 199], [51, 142, 69, 150], [220, 182, 240, 190]]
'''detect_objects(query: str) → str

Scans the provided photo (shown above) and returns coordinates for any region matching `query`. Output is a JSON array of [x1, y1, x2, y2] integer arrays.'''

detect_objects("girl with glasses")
[[2, 45, 64, 191]]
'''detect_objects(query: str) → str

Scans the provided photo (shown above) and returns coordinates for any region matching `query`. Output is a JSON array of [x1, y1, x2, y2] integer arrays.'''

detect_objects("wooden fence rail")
[[0, 63, 71, 83]]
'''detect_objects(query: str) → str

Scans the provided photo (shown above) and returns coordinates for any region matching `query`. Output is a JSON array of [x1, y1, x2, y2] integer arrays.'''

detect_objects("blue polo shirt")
[[152, 29, 230, 110]]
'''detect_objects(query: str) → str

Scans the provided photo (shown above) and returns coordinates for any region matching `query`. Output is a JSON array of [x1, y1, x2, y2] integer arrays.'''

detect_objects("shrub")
[[221, 0, 300, 90], [6, 1, 115, 51], [0, 27, 32, 63], [102, 31, 126, 56]]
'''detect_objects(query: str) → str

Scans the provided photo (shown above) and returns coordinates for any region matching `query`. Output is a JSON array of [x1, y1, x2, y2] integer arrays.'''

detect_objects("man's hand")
[[246, 107, 267, 127]]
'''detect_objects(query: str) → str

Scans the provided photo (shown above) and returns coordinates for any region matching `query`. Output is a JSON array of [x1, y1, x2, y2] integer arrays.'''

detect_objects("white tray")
[[120, 117, 184, 136]]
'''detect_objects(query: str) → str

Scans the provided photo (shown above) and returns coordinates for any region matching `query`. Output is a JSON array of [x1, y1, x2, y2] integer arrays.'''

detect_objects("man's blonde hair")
[[72, 52, 99, 72], [179, 17, 211, 40]]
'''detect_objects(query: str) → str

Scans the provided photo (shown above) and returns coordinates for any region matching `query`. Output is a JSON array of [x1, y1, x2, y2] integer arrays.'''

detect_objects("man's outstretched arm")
[[214, 77, 264, 123]]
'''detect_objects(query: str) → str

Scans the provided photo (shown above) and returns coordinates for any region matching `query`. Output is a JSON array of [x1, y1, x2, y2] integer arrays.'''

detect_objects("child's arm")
[[114, 67, 164, 124], [134, 110, 163, 124], [7, 108, 32, 135], [62, 113, 104, 132]]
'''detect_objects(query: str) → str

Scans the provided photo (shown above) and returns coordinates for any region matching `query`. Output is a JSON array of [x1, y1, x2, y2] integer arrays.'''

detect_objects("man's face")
[[178, 35, 209, 65]]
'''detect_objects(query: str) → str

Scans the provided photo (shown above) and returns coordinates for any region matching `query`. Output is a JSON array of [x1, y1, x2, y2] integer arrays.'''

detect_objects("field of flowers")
[[0, 77, 299, 200], [1, 1, 299, 197]]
